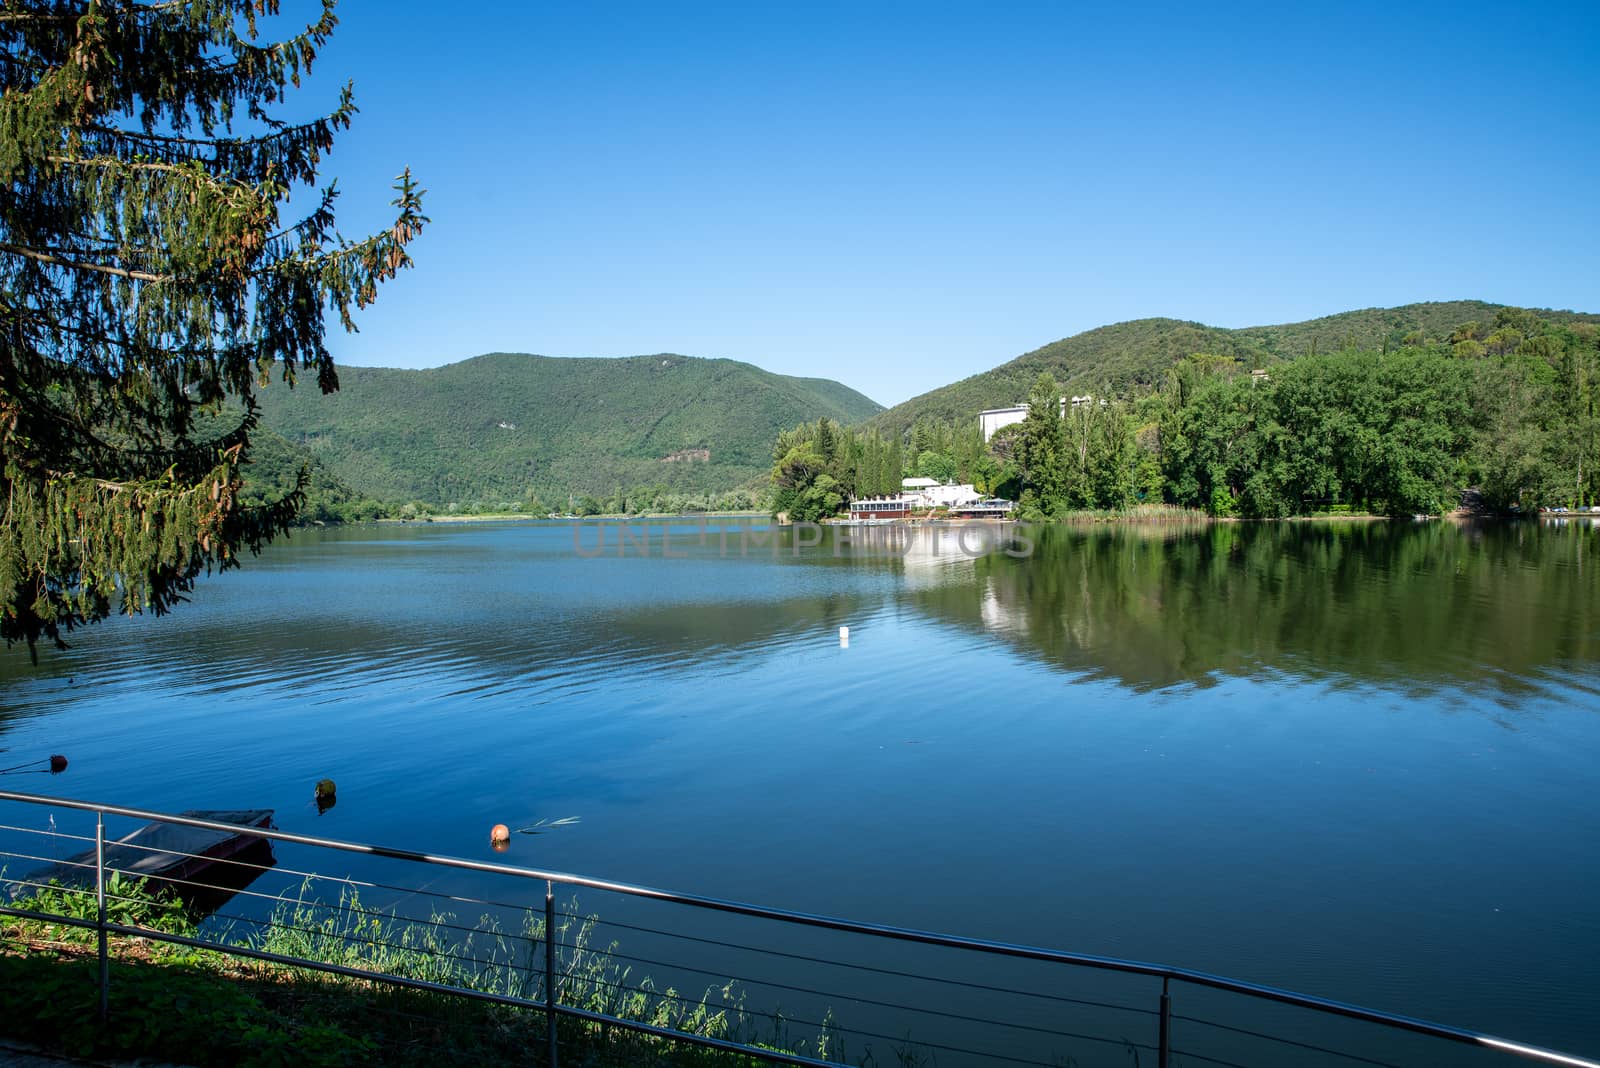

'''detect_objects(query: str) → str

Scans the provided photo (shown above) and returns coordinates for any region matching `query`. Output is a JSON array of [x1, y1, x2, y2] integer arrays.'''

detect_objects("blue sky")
[[298, 1, 1599, 406]]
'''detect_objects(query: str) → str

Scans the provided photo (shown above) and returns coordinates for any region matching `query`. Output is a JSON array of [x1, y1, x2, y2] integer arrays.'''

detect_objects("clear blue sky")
[[297, 0, 1598, 406]]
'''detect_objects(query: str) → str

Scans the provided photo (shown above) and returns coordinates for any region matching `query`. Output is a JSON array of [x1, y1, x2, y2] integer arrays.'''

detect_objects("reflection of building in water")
[[972, 562, 1100, 656], [835, 524, 1016, 588], [902, 524, 1007, 566], [980, 583, 1013, 634]]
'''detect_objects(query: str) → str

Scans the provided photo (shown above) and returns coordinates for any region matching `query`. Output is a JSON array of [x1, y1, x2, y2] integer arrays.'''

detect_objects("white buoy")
[[839, 626, 850, 647]]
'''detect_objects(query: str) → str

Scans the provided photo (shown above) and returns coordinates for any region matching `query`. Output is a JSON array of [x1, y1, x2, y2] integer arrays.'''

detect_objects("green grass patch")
[[1, 877, 837, 1067]]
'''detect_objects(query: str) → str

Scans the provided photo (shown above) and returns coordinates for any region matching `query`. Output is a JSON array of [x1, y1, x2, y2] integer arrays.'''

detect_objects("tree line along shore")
[[770, 307, 1598, 523]]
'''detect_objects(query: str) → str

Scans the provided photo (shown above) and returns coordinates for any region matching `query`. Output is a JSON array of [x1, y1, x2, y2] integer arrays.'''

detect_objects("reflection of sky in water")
[[0, 519, 1597, 1059]]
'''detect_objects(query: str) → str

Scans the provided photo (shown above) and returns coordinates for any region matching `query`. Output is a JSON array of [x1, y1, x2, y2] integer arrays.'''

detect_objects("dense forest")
[[237, 428, 391, 524], [239, 423, 764, 522], [863, 300, 1600, 439], [772, 306, 1599, 519], [250, 352, 881, 515]]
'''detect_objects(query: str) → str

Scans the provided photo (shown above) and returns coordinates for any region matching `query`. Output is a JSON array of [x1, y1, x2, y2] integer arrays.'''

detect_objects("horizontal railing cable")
[[5, 893, 1126, 1068], [1173, 1012, 1408, 1068], [0, 824, 525, 915], [562, 971, 1124, 1068], [3, 862, 319, 919], [6, 885, 187, 921], [57, 836, 347, 889], [2, 854, 545, 950], [0, 875, 101, 900], [568, 966, 1158, 1063], [576, 910, 1157, 1018], [569, 940, 1128, 1047], [2, 836, 560, 943], [0, 822, 96, 845], [545, 971, 770, 1016], [3, 790, 1598, 1068], [0, 850, 98, 875], [35, 907, 839, 1068], [1170, 1048, 1252, 1068], [201, 909, 524, 967]]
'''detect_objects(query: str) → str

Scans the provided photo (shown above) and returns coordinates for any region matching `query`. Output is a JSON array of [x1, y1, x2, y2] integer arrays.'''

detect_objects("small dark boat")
[[19, 809, 275, 898]]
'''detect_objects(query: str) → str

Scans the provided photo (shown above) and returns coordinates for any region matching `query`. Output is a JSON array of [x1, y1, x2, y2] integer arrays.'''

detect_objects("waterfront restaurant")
[[849, 497, 914, 519]]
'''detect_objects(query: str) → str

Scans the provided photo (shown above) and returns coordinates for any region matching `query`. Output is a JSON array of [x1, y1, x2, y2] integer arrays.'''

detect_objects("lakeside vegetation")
[[1, 877, 829, 1067], [772, 306, 1599, 520]]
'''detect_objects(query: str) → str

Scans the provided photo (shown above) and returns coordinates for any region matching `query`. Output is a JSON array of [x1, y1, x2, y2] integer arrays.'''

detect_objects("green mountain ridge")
[[248, 301, 1596, 514], [865, 300, 1600, 437], [251, 351, 883, 508]]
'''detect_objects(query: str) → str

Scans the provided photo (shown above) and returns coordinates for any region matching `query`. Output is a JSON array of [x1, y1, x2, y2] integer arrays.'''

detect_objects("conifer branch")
[[1, 0, 421, 650], [0, 241, 172, 283]]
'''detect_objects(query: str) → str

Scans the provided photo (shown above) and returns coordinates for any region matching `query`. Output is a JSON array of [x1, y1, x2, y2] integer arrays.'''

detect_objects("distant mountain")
[[864, 301, 1600, 438], [251, 352, 882, 507]]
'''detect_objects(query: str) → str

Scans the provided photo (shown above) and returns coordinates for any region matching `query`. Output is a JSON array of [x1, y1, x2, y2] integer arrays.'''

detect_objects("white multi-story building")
[[900, 478, 982, 508], [979, 397, 1072, 442], [979, 405, 1029, 443]]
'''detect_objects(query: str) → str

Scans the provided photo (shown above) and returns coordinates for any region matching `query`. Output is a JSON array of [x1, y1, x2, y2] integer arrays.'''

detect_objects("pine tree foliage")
[[0, 0, 426, 651]]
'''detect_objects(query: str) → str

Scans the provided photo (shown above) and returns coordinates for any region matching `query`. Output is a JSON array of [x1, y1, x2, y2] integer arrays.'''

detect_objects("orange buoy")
[[490, 823, 511, 846]]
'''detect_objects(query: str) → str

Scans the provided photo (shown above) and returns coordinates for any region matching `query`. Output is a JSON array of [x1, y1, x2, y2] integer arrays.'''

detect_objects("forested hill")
[[251, 353, 881, 509], [866, 301, 1600, 438], [773, 302, 1600, 521]]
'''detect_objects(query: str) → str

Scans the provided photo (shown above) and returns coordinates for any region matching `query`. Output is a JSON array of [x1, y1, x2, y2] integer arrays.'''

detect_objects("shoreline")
[[379, 509, 770, 525], [357, 508, 1566, 528]]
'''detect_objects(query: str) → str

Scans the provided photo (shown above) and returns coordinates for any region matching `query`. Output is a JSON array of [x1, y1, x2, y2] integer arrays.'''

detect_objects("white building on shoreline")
[[901, 477, 981, 508]]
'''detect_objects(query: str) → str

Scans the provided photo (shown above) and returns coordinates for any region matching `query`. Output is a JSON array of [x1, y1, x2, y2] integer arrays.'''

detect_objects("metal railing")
[[0, 787, 1596, 1068]]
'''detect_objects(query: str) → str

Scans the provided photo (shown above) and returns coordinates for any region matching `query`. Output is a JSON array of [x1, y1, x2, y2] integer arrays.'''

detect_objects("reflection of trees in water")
[[909, 521, 1600, 694], [4, 521, 1593, 710]]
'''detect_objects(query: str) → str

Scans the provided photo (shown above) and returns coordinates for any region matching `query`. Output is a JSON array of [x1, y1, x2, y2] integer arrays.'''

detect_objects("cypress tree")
[[862, 433, 881, 497], [1, 0, 426, 652], [886, 436, 903, 492], [1017, 373, 1067, 509], [839, 428, 860, 497], [814, 417, 837, 465]]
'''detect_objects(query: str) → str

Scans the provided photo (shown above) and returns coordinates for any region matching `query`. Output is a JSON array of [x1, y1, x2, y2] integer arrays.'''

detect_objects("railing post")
[[1158, 976, 1171, 1068], [95, 810, 108, 1024], [545, 880, 558, 1068]]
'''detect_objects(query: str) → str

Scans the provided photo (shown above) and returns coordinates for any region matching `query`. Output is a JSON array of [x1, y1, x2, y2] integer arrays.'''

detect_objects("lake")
[[2, 518, 1597, 1063]]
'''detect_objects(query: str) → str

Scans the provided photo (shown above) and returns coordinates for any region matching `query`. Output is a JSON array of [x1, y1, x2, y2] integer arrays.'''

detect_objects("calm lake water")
[[2, 518, 1597, 1062]]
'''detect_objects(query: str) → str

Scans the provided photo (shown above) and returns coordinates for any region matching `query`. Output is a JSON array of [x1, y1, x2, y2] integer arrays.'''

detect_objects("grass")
[[1041, 504, 1212, 524], [0, 876, 843, 1067]]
